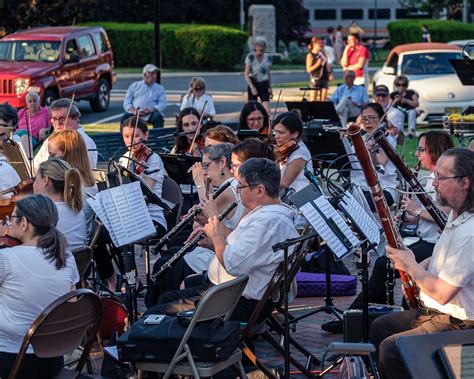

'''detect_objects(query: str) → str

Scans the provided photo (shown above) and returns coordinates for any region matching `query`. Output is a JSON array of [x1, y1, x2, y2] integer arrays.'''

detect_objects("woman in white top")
[[33, 158, 87, 251], [180, 77, 216, 118], [273, 112, 313, 193], [0, 195, 79, 378]]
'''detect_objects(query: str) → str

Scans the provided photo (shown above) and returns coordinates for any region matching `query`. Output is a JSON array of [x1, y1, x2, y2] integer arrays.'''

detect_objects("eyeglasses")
[[433, 172, 464, 181], [2, 215, 21, 227], [395, 83, 408, 87], [361, 115, 379, 122], [416, 147, 426, 153], [230, 162, 242, 170], [202, 161, 215, 171], [236, 184, 252, 193], [247, 117, 264, 123], [194, 87, 204, 91], [375, 94, 388, 97], [0, 123, 15, 128]]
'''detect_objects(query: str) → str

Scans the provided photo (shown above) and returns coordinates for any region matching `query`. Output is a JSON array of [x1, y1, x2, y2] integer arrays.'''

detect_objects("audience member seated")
[[121, 64, 167, 129], [33, 158, 87, 251], [373, 85, 404, 141], [391, 75, 419, 139], [0, 195, 79, 378], [144, 158, 299, 322], [331, 70, 369, 127], [180, 77, 216, 119], [238, 101, 270, 136], [16, 92, 50, 154]]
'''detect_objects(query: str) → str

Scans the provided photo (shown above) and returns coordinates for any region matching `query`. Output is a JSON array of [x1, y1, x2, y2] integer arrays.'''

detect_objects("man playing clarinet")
[[370, 147, 474, 379]]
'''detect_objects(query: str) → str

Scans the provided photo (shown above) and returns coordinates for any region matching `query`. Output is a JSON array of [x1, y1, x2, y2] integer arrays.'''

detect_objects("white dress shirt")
[[180, 93, 216, 116], [123, 80, 167, 115]]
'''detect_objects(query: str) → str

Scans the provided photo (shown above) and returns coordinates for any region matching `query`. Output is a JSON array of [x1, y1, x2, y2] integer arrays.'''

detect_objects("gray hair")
[[26, 91, 40, 101], [49, 98, 81, 118], [204, 143, 233, 168], [238, 158, 280, 198], [442, 147, 474, 213], [254, 37, 267, 49]]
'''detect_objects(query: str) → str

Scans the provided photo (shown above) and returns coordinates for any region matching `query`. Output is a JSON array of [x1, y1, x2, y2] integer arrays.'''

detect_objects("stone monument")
[[248, 4, 276, 54]]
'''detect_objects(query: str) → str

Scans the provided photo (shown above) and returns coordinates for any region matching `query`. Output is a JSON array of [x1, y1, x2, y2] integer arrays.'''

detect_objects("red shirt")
[[347, 44, 370, 78]]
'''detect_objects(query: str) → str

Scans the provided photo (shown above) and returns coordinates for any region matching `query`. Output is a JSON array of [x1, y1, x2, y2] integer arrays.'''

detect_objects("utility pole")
[[463, 0, 470, 23], [240, 0, 245, 32], [153, 0, 161, 83]]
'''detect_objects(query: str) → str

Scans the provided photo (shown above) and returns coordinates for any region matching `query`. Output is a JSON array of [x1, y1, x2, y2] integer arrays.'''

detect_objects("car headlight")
[[14, 78, 30, 96]]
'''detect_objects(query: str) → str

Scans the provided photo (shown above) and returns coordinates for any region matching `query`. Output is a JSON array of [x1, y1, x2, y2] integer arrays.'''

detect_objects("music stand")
[[0, 139, 32, 180], [159, 153, 201, 186], [286, 101, 340, 123], [236, 129, 266, 141], [449, 58, 474, 85]]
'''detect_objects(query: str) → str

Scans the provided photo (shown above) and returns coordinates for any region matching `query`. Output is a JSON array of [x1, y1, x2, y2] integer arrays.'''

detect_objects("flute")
[[150, 181, 232, 254], [151, 200, 238, 283], [349, 122, 419, 308]]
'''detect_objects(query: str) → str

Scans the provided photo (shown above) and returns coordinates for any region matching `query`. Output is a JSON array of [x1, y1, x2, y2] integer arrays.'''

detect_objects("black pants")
[[370, 308, 473, 379], [0, 352, 63, 379], [350, 239, 435, 309]]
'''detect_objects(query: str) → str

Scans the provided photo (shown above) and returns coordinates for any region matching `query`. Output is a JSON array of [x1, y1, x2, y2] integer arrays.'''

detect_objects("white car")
[[373, 43, 472, 124]]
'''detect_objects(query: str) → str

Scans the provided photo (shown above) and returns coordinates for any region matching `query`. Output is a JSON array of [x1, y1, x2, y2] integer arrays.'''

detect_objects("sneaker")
[[321, 320, 343, 334]]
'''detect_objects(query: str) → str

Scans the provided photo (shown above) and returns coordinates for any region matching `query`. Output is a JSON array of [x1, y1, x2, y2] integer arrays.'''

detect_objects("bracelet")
[[415, 208, 423, 217]]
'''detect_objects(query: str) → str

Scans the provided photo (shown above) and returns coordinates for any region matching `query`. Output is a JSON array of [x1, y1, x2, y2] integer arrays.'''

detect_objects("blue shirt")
[[123, 80, 167, 114], [331, 84, 369, 106]]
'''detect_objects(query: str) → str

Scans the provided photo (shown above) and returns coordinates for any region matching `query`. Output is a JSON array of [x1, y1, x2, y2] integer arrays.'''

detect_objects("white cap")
[[143, 63, 159, 74]]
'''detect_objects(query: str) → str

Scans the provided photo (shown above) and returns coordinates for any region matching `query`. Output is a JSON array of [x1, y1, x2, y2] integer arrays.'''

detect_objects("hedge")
[[387, 20, 474, 46], [81, 22, 247, 70]]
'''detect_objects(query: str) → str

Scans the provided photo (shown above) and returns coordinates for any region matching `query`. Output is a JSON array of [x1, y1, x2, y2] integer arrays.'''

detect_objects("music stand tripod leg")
[[122, 247, 138, 324]]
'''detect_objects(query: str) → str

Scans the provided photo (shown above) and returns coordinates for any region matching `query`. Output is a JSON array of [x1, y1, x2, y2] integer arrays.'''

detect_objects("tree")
[[398, 0, 473, 19]]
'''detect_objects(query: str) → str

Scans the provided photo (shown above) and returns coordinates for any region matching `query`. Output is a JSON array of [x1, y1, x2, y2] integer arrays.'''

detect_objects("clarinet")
[[150, 181, 232, 254], [373, 129, 447, 230], [348, 123, 419, 308], [151, 201, 238, 283]]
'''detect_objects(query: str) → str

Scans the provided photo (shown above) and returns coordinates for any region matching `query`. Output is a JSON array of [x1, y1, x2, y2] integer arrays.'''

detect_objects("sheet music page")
[[340, 192, 380, 246], [440, 344, 474, 379], [87, 196, 119, 246]]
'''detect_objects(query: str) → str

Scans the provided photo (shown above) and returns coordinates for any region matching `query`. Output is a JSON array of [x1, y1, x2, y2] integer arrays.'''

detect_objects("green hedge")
[[81, 22, 247, 70], [387, 20, 474, 46]]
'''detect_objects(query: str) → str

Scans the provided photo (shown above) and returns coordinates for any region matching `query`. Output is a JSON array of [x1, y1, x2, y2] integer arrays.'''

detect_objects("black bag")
[[117, 316, 241, 362]]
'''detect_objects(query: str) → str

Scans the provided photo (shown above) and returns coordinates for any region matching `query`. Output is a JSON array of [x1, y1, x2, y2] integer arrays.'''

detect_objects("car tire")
[[43, 89, 58, 107], [90, 78, 110, 112]]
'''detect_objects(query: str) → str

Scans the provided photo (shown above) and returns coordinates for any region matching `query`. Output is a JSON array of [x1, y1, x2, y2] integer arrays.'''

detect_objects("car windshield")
[[401, 52, 463, 75], [0, 40, 61, 62]]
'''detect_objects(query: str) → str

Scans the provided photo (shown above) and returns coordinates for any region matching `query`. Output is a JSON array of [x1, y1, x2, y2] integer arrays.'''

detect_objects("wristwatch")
[[415, 208, 423, 217]]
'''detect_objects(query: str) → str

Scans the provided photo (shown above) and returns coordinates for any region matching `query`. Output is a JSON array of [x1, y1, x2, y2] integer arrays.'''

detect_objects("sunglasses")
[[396, 83, 408, 87], [194, 87, 204, 91]]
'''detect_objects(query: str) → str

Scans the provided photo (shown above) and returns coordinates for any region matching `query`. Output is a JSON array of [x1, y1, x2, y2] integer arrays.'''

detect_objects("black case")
[[117, 316, 241, 362]]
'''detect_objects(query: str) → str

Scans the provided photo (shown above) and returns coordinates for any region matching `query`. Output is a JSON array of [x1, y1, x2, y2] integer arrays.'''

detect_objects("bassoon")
[[373, 129, 446, 230], [348, 123, 419, 308]]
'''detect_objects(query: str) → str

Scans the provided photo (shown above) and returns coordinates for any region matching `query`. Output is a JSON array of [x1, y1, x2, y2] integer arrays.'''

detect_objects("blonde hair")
[[48, 130, 95, 187], [189, 77, 206, 91], [37, 158, 83, 213]]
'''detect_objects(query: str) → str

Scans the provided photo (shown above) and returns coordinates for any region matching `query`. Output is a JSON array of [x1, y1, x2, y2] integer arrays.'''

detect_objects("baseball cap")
[[143, 64, 159, 74], [374, 85, 390, 96]]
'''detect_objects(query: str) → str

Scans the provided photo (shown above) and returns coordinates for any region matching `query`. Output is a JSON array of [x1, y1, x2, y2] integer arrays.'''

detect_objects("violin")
[[0, 177, 35, 219], [0, 235, 21, 248], [131, 144, 153, 175], [274, 139, 300, 163]]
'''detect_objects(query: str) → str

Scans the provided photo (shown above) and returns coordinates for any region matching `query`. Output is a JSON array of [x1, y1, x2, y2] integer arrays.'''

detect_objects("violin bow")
[[127, 107, 141, 171], [365, 96, 400, 141], [269, 89, 282, 138], [64, 93, 76, 127], [25, 108, 34, 176], [188, 100, 208, 155]]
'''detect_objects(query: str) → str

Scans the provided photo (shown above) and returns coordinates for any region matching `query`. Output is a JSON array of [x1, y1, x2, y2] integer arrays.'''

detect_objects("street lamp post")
[[154, 0, 161, 83], [240, 0, 245, 32]]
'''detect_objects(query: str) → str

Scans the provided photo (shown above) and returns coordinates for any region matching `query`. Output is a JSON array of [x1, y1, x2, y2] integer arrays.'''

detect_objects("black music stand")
[[449, 58, 474, 85], [286, 101, 340, 123], [236, 129, 266, 141], [159, 153, 201, 186]]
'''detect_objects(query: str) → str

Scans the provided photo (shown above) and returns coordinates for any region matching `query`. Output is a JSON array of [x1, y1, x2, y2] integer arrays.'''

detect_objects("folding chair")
[[72, 246, 93, 289], [136, 275, 249, 379], [161, 176, 183, 229], [8, 289, 102, 379], [241, 228, 319, 378]]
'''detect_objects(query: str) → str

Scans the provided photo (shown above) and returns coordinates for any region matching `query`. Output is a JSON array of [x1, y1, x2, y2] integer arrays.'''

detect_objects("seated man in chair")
[[145, 158, 299, 322]]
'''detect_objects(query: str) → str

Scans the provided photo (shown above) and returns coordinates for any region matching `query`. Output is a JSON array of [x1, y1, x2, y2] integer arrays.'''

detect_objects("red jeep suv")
[[0, 26, 116, 111]]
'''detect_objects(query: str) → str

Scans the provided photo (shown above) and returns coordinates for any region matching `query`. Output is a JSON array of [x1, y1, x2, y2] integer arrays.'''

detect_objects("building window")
[[341, 9, 364, 20], [396, 8, 410, 19], [369, 8, 391, 19], [314, 9, 337, 20]]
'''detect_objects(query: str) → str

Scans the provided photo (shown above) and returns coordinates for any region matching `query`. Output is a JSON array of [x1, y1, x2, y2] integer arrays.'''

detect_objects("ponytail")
[[64, 168, 83, 212], [15, 195, 67, 270]]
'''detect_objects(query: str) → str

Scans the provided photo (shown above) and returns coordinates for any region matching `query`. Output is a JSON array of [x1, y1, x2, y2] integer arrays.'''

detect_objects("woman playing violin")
[[171, 107, 203, 156], [119, 116, 167, 237], [0, 195, 79, 378], [273, 112, 313, 192], [238, 101, 270, 136]]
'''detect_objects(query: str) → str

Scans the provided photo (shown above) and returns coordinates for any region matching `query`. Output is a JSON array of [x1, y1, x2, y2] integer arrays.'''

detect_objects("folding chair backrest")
[[161, 176, 183, 228], [9, 289, 102, 379], [72, 246, 93, 280], [192, 275, 249, 323]]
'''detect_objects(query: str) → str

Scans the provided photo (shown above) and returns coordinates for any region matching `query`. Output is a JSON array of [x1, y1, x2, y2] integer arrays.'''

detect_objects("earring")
[[221, 169, 225, 176]]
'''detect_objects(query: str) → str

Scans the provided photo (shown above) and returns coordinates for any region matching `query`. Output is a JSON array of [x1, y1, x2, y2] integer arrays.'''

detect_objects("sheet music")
[[87, 181, 156, 247], [439, 344, 474, 379], [339, 191, 381, 246], [300, 195, 360, 258]]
